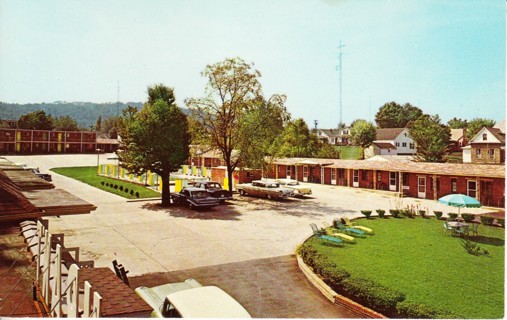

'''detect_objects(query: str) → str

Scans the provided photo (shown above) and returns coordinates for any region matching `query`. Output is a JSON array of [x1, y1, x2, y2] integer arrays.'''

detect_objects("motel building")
[[268, 157, 505, 208]]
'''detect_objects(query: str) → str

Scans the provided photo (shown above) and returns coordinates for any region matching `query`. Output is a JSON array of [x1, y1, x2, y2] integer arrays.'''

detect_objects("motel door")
[[303, 165, 308, 182], [389, 172, 398, 191], [353, 170, 359, 187], [417, 176, 426, 198]]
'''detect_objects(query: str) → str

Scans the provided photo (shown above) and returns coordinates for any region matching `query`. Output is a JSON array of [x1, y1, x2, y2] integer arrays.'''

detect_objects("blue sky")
[[0, 0, 504, 128]]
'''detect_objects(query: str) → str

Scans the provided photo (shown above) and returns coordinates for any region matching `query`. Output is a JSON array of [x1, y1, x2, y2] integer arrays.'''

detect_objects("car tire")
[[239, 189, 246, 196], [188, 203, 194, 210]]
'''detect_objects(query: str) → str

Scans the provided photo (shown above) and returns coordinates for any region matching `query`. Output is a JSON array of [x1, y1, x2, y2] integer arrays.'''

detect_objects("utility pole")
[[314, 120, 318, 131], [336, 41, 345, 127]]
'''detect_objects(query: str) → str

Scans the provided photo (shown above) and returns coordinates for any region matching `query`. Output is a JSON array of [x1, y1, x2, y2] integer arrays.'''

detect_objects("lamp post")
[[96, 148, 102, 172], [116, 149, 123, 178]]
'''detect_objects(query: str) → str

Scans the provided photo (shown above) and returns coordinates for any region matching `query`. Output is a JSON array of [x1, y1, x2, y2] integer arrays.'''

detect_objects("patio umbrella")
[[437, 193, 481, 217]]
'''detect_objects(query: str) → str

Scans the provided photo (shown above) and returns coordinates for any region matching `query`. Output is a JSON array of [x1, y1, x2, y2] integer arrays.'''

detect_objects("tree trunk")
[[226, 164, 234, 192], [161, 172, 171, 207]]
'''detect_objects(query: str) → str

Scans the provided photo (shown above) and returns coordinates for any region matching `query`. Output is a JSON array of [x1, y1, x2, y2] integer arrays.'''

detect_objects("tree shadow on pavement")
[[141, 202, 243, 221]]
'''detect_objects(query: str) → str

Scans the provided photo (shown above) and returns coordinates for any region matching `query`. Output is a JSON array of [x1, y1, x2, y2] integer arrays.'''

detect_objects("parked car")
[[275, 179, 312, 197], [24, 167, 52, 182], [236, 180, 294, 200], [171, 187, 220, 209], [193, 181, 233, 202], [135, 278, 251, 318]]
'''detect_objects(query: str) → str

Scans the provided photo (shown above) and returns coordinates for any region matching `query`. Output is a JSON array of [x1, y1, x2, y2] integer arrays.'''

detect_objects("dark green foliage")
[[389, 209, 400, 218], [461, 213, 474, 222], [480, 215, 494, 226], [433, 211, 443, 219], [114, 184, 118, 189], [448, 213, 458, 220], [53, 115, 79, 131], [130, 190, 134, 195], [376, 209, 385, 218], [119, 185, 123, 191], [101, 181, 105, 186], [418, 210, 427, 217], [17, 110, 54, 130], [135, 191, 140, 198], [124, 188, 129, 193], [408, 114, 451, 163], [360, 210, 372, 218], [340, 277, 405, 316], [465, 118, 496, 140], [105, 182, 109, 187], [460, 238, 489, 256], [350, 120, 376, 156], [396, 301, 462, 319], [375, 102, 423, 128]]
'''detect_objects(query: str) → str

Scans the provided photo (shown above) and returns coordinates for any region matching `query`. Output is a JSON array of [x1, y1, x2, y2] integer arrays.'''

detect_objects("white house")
[[372, 128, 416, 155], [316, 128, 350, 146]]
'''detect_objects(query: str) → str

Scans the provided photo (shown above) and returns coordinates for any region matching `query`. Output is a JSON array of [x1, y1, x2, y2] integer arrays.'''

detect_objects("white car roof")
[[167, 286, 251, 318]]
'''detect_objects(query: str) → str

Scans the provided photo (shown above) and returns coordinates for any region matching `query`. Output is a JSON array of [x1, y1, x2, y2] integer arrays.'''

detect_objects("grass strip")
[[51, 166, 161, 199]]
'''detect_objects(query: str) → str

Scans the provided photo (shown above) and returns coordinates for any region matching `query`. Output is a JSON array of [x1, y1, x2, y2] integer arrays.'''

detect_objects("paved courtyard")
[[3, 154, 497, 317]]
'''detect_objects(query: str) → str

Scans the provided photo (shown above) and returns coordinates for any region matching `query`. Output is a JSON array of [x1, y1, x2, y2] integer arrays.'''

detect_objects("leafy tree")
[[119, 84, 190, 206], [277, 118, 320, 157], [350, 119, 376, 159], [185, 58, 263, 192], [95, 115, 102, 132], [375, 102, 422, 128], [237, 94, 290, 175], [17, 110, 54, 130], [316, 143, 341, 159], [466, 118, 496, 140], [53, 115, 79, 131], [408, 114, 450, 162], [447, 117, 468, 129], [102, 116, 122, 138]]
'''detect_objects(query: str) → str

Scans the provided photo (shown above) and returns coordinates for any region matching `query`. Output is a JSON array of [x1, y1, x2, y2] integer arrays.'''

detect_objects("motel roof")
[[272, 158, 505, 179]]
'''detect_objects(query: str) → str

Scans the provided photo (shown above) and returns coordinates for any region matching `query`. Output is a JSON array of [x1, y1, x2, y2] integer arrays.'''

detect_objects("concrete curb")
[[296, 255, 386, 319]]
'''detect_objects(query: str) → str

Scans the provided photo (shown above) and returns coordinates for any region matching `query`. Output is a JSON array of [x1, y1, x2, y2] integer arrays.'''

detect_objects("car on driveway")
[[135, 278, 251, 318], [193, 181, 233, 202], [275, 179, 312, 197], [236, 180, 294, 200], [171, 187, 220, 209]]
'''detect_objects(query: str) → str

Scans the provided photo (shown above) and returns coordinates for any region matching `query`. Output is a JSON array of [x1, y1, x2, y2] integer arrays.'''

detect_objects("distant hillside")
[[0, 101, 190, 129]]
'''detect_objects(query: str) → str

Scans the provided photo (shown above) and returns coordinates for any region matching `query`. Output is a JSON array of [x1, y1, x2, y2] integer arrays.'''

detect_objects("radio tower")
[[116, 80, 120, 117], [336, 41, 345, 127]]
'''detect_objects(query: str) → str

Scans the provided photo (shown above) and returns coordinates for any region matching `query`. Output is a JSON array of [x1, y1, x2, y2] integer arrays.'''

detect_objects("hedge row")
[[100, 181, 140, 198], [297, 242, 462, 318]]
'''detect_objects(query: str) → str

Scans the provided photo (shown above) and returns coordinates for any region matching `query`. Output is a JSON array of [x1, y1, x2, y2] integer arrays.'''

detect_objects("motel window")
[[476, 149, 481, 158], [451, 178, 457, 193], [467, 180, 477, 198], [489, 149, 495, 159], [377, 172, 382, 182], [402, 142, 407, 147], [409, 143, 415, 149]]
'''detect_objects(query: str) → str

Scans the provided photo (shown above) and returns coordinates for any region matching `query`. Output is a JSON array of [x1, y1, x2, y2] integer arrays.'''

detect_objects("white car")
[[135, 278, 251, 318], [275, 179, 312, 197]]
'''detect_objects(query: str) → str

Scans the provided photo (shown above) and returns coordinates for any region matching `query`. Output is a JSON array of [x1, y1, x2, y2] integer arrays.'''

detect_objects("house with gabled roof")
[[449, 128, 467, 152], [316, 128, 350, 146], [463, 127, 505, 164], [367, 128, 416, 157]]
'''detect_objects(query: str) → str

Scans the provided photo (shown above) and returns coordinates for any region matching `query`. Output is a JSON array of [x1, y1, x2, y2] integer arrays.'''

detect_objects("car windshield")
[[193, 191, 209, 199], [287, 181, 299, 186], [208, 183, 220, 188], [267, 183, 279, 188]]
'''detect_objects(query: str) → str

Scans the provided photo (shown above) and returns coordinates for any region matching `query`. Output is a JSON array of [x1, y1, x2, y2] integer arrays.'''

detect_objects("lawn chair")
[[341, 217, 375, 235], [310, 223, 343, 246], [443, 221, 454, 235], [322, 222, 356, 243], [468, 223, 479, 236], [332, 219, 366, 238]]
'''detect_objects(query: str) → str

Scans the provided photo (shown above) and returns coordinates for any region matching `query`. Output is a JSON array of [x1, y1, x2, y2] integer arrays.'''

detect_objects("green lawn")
[[308, 218, 504, 318], [51, 166, 161, 199], [337, 146, 363, 159]]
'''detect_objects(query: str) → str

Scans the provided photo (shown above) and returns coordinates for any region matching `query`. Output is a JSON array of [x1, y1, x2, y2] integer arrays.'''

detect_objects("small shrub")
[[433, 211, 443, 219], [480, 215, 494, 226], [339, 277, 405, 316], [460, 238, 489, 256], [105, 182, 109, 187], [389, 209, 400, 218], [418, 210, 427, 218], [360, 210, 372, 219], [448, 213, 458, 221], [376, 209, 385, 218], [461, 213, 474, 222], [114, 184, 118, 189], [498, 218, 505, 228], [130, 190, 134, 195], [397, 301, 463, 319], [135, 191, 140, 198], [124, 188, 129, 193], [119, 185, 124, 191], [401, 209, 414, 218], [101, 181, 105, 186]]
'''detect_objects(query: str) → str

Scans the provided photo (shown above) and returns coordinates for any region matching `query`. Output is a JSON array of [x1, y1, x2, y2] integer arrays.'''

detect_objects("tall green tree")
[[466, 118, 496, 140], [17, 110, 54, 130], [375, 102, 423, 128], [350, 119, 376, 159], [447, 117, 468, 129], [95, 115, 102, 132], [277, 118, 319, 158], [102, 116, 122, 138], [408, 114, 450, 162], [119, 84, 190, 206], [185, 58, 263, 192], [53, 115, 79, 131]]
